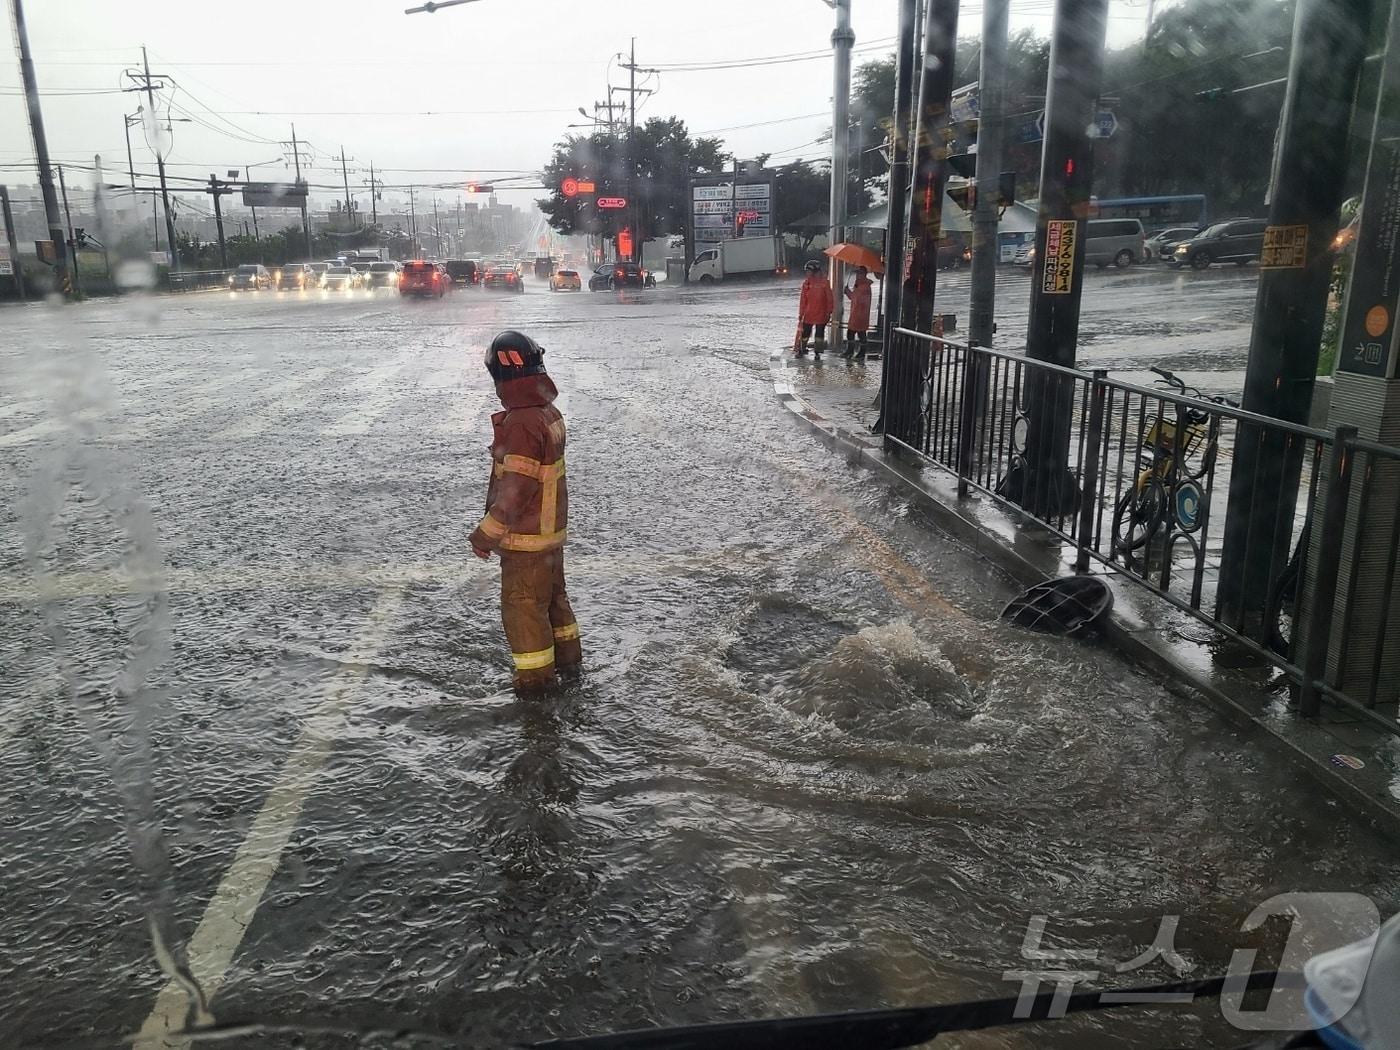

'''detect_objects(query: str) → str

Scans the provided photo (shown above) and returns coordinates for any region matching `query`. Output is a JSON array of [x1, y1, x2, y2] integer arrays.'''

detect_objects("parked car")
[[229, 264, 272, 291], [1169, 219, 1268, 269], [1145, 226, 1202, 262], [590, 261, 646, 291], [482, 264, 524, 293], [277, 263, 316, 291], [550, 268, 582, 292], [445, 260, 479, 287], [398, 259, 447, 297], [364, 261, 399, 289], [1084, 218, 1146, 268], [321, 265, 362, 291]]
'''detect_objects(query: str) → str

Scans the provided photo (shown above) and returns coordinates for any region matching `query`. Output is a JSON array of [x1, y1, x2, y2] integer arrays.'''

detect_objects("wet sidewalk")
[[771, 347, 1400, 828]]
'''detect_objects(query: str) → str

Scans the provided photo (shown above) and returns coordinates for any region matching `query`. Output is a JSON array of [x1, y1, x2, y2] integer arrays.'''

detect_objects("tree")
[[539, 116, 728, 242]]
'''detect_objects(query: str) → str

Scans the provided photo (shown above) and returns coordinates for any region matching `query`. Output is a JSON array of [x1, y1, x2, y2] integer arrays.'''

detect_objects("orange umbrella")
[[823, 242, 885, 275]]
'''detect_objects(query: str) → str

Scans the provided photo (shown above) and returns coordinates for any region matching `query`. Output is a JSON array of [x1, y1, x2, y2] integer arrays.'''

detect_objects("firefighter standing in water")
[[842, 264, 874, 361], [795, 259, 834, 356], [469, 330, 582, 689]]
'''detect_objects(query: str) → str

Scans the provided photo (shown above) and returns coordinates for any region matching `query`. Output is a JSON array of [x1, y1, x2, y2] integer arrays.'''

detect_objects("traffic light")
[[946, 151, 978, 179]]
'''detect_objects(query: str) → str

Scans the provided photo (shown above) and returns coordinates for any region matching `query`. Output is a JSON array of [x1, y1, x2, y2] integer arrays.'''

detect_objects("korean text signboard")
[[1339, 137, 1400, 378], [0, 246, 11, 277], [241, 181, 308, 209], [1041, 220, 1077, 295], [1260, 225, 1308, 270], [691, 179, 773, 242]]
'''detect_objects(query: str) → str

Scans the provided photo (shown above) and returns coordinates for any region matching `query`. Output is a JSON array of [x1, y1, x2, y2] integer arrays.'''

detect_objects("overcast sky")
[[3, 0, 1153, 215]]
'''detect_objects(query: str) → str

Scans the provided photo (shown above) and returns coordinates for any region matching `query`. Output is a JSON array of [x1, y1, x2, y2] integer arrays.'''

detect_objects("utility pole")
[[290, 124, 312, 259], [1217, 0, 1374, 636], [245, 165, 260, 241], [124, 113, 138, 191], [11, 0, 70, 298], [880, 0, 918, 381], [367, 162, 377, 224], [122, 47, 180, 272], [968, 0, 1010, 350], [628, 38, 638, 262], [206, 174, 231, 270], [829, 0, 855, 350], [339, 145, 353, 223], [409, 185, 418, 255], [56, 164, 81, 297], [93, 155, 112, 280], [0, 185, 26, 300], [900, 0, 960, 331], [1017, 0, 1110, 517], [432, 196, 441, 256]]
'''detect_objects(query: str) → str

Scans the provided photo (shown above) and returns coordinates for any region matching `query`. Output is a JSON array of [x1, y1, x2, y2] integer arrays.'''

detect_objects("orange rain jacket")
[[845, 274, 874, 332], [798, 274, 835, 325], [469, 374, 568, 554]]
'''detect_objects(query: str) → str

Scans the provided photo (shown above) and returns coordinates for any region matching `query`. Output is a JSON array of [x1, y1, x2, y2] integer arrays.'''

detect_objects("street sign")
[[1042, 220, 1078, 295], [1090, 110, 1119, 139], [562, 177, 579, 198], [597, 197, 627, 210], [242, 181, 307, 208]]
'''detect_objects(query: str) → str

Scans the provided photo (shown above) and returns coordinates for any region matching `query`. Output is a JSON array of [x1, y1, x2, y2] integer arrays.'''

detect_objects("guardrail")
[[883, 325, 1400, 734], [164, 269, 232, 292]]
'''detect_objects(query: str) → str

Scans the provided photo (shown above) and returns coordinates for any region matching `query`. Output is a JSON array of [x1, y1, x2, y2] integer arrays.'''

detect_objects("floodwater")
[[1, 275, 1396, 1048]]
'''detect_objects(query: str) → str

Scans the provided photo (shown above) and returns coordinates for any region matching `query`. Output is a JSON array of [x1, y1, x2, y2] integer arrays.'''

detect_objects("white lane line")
[[0, 418, 67, 448], [211, 368, 334, 441], [319, 361, 415, 436], [0, 399, 46, 422], [134, 588, 405, 1048]]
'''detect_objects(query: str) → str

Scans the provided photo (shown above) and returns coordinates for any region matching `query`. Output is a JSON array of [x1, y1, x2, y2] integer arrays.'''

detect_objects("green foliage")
[[538, 116, 729, 239]]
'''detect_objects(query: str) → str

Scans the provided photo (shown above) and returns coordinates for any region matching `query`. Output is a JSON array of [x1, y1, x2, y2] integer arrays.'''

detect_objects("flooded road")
[[1, 276, 1396, 1048]]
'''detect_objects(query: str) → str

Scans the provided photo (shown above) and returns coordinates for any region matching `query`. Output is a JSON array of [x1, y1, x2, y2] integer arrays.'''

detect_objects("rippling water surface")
[[1, 282, 1396, 1049]]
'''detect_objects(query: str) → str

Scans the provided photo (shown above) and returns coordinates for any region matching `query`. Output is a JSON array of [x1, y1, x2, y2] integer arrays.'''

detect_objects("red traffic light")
[[562, 177, 579, 198]]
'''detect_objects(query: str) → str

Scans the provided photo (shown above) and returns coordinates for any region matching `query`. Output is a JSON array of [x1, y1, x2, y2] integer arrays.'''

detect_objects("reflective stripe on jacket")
[[470, 374, 569, 553]]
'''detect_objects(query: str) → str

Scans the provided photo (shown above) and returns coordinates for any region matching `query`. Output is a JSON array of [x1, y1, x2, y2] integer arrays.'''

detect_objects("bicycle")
[[1111, 366, 1238, 554]]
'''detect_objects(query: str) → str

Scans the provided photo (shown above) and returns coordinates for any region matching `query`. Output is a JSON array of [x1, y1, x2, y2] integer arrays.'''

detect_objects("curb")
[[768, 349, 1400, 830]]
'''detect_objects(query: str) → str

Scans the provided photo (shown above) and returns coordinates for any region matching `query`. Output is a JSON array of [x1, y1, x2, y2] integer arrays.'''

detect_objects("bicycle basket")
[[1143, 414, 1207, 457]]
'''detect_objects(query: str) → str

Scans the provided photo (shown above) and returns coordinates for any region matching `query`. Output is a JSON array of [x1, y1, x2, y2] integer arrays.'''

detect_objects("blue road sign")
[[1017, 110, 1118, 144]]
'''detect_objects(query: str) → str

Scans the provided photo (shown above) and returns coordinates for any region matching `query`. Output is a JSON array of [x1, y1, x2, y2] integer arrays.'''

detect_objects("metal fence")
[[883, 325, 1400, 734], [165, 269, 232, 293]]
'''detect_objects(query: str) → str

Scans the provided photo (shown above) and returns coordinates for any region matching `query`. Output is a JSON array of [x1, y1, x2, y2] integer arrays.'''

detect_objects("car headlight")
[[1174, 244, 1188, 255]]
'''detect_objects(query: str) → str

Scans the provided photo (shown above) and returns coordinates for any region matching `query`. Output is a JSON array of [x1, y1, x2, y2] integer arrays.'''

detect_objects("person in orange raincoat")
[[469, 330, 581, 690], [842, 265, 874, 361], [796, 259, 834, 356]]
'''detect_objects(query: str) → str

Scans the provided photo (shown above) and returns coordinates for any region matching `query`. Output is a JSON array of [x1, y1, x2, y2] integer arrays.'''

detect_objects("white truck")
[[688, 236, 787, 283]]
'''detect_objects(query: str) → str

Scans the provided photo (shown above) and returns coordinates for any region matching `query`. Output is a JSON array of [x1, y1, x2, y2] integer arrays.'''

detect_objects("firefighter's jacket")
[[469, 374, 568, 554]]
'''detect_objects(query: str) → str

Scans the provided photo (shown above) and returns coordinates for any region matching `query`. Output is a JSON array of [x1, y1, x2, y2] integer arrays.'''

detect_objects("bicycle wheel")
[[1113, 478, 1168, 552]]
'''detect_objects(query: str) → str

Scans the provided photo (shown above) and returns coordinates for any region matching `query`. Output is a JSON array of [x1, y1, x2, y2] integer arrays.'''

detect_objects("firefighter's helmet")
[[485, 330, 547, 383]]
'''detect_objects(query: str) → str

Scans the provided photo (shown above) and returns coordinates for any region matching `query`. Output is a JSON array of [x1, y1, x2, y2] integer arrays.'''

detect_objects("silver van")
[[1084, 218, 1146, 269]]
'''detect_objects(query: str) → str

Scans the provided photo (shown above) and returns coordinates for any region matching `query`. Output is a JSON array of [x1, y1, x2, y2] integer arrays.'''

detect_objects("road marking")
[[134, 587, 405, 1048], [318, 360, 416, 436], [0, 545, 764, 603], [211, 368, 334, 441]]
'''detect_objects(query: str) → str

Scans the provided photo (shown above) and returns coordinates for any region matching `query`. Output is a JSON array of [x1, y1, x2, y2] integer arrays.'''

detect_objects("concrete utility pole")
[[0, 184, 26, 300], [968, 0, 1010, 350], [432, 196, 441, 256], [1217, 0, 1375, 635], [899, 0, 961, 332], [409, 185, 418, 255], [872, 0, 918, 436], [130, 47, 180, 272], [93, 155, 112, 280], [56, 164, 82, 297], [245, 165, 260, 240], [340, 145, 353, 221], [369, 161, 378, 224], [206, 174, 231, 270], [290, 124, 312, 260], [1019, 0, 1110, 517], [829, 0, 855, 349], [10, 0, 70, 297]]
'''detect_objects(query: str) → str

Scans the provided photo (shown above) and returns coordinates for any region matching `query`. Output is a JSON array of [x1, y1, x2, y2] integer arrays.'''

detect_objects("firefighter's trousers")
[[499, 548, 581, 688]]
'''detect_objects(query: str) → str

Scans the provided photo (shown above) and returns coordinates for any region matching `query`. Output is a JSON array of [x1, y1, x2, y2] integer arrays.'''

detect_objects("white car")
[[1012, 243, 1035, 266], [321, 265, 362, 291]]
